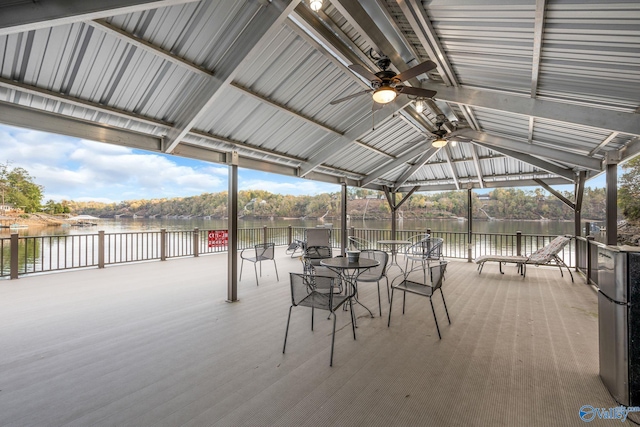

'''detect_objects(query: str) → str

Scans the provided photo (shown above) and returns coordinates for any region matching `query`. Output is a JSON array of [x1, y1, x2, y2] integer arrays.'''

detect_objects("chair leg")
[[566, 265, 574, 282], [402, 291, 406, 314], [430, 297, 441, 339], [311, 306, 314, 331], [330, 312, 337, 367], [441, 289, 451, 324], [350, 301, 356, 340], [283, 305, 293, 353], [239, 259, 244, 280], [273, 259, 279, 281], [253, 262, 259, 286], [385, 276, 390, 303], [376, 280, 382, 317], [388, 288, 395, 327]]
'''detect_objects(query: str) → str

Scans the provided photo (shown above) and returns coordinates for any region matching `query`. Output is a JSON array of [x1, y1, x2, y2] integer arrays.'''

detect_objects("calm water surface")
[[3, 217, 578, 238]]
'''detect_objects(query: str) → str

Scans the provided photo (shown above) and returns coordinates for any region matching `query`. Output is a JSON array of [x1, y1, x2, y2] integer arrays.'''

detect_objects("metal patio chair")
[[301, 245, 342, 291], [283, 273, 356, 366], [388, 260, 450, 339], [356, 250, 389, 316], [239, 242, 279, 286], [285, 239, 305, 258], [305, 227, 332, 249], [404, 236, 444, 273]]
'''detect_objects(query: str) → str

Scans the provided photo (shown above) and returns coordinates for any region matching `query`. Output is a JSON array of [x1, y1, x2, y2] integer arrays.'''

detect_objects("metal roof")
[[0, 0, 638, 193]]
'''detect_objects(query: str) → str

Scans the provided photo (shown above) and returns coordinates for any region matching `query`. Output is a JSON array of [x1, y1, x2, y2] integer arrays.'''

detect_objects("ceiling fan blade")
[[372, 101, 384, 112], [397, 86, 437, 99], [394, 60, 437, 83], [329, 89, 372, 105], [348, 64, 382, 82]]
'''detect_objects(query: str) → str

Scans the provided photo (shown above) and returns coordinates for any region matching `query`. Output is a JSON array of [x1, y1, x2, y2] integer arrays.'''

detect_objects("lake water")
[[2, 217, 579, 237]]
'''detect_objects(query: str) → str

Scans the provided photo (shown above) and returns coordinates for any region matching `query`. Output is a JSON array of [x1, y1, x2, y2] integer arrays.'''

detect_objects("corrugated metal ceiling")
[[0, 0, 637, 193]]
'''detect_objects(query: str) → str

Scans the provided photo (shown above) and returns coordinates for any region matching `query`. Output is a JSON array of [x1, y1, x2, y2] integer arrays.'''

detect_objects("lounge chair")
[[474, 235, 573, 281]]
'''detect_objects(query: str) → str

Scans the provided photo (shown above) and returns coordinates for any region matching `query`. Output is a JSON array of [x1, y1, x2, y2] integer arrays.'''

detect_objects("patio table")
[[377, 239, 411, 273], [320, 257, 379, 326]]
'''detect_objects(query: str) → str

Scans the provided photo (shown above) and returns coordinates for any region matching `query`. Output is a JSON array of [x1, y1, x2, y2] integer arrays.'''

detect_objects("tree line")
[[5, 161, 640, 222], [64, 187, 609, 221]]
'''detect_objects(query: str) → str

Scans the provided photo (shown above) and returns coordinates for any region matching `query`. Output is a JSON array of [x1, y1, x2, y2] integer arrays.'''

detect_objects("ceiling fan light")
[[432, 138, 448, 148], [309, 0, 322, 11], [415, 99, 425, 113], [372, 87, 396, 104], [450, 140, 457, 147]]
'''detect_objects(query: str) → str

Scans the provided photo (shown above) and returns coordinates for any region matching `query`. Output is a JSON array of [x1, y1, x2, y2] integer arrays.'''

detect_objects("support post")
[[467, 188, 473, 262], [391, 191, 397, 240], [227, 152, 239, 302], [341, 183, 348, 255], [160, 229, 166, 261], [263, 226, 268, 244], [574, 171, 586, 238], [606, 152, 619, 246], [516, 231, 522, 256], [193, 228, 199, 257], [587, 235, 595, 284], [10, 233, 18, 279], [288, 225, 292, 245], [98, 230, 105, 268], [574, 171, 586, 270]]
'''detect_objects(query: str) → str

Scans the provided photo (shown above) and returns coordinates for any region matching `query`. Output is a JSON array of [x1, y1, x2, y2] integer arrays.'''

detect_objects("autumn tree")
[[619, 157, 640, 221]]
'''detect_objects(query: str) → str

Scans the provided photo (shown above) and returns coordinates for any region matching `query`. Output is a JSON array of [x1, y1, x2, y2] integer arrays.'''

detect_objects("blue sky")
[[0, 123, 606, 203]]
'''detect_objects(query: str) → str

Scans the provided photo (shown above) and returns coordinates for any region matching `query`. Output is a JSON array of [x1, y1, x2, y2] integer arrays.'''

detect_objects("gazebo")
[[0, 3, 638, 422]]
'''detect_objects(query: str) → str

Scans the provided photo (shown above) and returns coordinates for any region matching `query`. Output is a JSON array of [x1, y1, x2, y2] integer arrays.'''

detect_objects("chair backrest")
[[289, 273, 334, 309], [527, 235, 571, 264], [255, 243, 275, 260], [430, 261, 447, 290], [408, 233, 430, 244], [306, 228, 331, 247], [405, 237, 443, 260], [304, 245, 332, 260], [348, 236, 373, 251], [359, 250, 388, 279]]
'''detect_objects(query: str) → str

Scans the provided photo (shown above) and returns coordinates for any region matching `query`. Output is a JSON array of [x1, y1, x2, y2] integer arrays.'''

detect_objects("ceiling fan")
[[429, 115, 472, 148], [330, 52, 438, 107]]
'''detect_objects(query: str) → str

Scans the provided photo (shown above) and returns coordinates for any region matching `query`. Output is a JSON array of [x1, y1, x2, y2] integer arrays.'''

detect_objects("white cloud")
[[0, 124, 341, 203], [0, 125, 229, 202]]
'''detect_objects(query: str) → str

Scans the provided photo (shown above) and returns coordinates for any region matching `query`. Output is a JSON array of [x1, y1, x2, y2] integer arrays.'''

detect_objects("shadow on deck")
[[0, 248, 619, 426]]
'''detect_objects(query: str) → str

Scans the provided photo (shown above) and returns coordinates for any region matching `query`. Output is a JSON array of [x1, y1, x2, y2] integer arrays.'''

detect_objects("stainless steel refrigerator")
[[598, 246, 640, 406]]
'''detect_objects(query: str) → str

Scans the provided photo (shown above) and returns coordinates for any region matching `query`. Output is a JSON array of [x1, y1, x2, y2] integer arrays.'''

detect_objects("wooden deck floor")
[[0, 249, 620, 426]]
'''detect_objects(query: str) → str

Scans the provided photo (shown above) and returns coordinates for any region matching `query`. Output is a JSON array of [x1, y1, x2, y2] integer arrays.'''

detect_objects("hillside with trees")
[[64, 187, 608, 222], [2, 159, 634, 225]]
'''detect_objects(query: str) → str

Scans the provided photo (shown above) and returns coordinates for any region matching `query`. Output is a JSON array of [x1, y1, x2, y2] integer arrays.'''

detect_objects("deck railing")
[[2, 226, 580, 279]]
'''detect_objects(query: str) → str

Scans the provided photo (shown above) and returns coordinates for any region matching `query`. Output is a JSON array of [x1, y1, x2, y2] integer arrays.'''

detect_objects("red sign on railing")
[[208, 230, 228, 248]]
